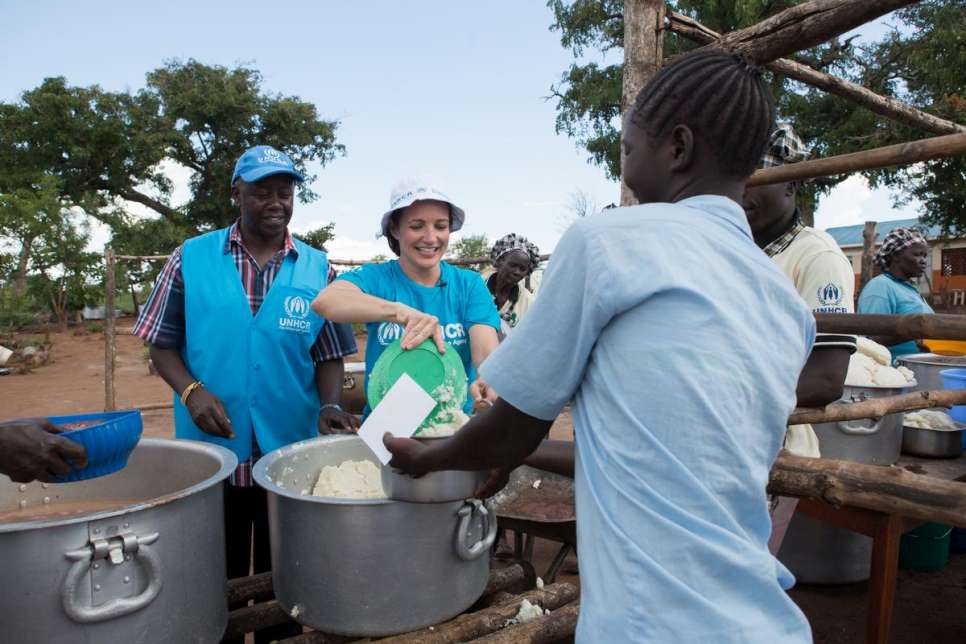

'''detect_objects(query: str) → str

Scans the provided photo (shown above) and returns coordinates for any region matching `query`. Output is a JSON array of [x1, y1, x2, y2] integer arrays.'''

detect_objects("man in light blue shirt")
[[386, 50, 815, 642]]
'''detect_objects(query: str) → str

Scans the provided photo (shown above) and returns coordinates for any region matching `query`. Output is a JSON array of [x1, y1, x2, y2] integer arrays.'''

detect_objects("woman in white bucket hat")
[[312, 178, 501, 417]]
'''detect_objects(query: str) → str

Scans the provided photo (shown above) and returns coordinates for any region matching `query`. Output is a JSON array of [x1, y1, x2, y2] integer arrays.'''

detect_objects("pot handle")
[[61, 532, 163, 623], [456, 499, 499, 561], [837, 417, 884, 436]]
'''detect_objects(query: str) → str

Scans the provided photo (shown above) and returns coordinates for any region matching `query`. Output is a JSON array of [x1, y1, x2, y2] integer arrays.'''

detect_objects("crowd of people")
[[0, 48, 943, 642]]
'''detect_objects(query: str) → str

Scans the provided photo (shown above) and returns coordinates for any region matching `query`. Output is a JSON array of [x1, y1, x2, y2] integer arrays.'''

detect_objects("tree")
[[448, 233, 490, 270], [0, 177, 69, 296], [294, 224, 337, 251], [547, 1, 965, 228], [0, 60, 345, 234], [26, 213, 101, 330], [109, 216, 192, 316]]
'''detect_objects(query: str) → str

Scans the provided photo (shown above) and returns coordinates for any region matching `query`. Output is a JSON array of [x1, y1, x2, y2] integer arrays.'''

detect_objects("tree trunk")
[[815, 312, 966, 341], [770, 451, 966, 528], [620, 0, 665, 207], [747, 133, 966, 187], [666, 11, 966, 136], [12, 236, 34, 297], [706, 0, 919, 65], [104, 247, 117, 411], [861, 221, 877, 291]]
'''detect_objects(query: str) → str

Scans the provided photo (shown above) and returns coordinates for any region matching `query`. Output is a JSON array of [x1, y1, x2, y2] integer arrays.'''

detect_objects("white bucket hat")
[[378, 178, 466, 239]]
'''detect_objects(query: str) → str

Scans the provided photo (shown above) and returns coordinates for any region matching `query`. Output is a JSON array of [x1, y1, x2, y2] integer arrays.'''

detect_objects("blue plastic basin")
[[47, 410, 143, 483]]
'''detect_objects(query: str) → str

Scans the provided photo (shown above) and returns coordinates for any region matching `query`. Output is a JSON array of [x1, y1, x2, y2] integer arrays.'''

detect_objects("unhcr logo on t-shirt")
[[375, 321, 468, 347], [279, 295, 312, 333]]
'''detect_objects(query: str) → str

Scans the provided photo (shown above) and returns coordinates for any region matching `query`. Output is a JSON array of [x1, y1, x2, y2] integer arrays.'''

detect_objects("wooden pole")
[[861, 221, 877, 291], [769, 452, 966, 528], [377, 584, 579, 644], [470, 601, 580, 644], [104, 246, 116, 412], [814, 312, 966, 340], [789, 388, 966, 425], [705, 0, 919, 65], [665, 11, 965, 137], [620, 0, 665, 207], [226, 572, 274, 606], [746, 133, 966, 187]]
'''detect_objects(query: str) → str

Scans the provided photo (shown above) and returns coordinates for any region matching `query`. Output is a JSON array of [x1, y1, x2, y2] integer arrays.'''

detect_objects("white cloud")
[[325, 235, 388, 261], [815, 176, 922, 231]]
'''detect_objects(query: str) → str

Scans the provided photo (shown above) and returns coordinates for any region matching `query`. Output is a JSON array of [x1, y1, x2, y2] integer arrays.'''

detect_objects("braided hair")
[[630, 49, 775, 179]]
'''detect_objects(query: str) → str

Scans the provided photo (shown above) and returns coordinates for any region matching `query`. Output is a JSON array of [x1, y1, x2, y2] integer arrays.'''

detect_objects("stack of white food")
[[311, 460, 386, 499], [905, 409, 961, 431], [845, 337, 916, 388]]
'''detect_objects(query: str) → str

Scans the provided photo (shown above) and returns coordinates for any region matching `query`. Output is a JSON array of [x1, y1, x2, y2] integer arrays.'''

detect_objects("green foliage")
[[110, 216, 191, 295], [448, 234, 490, 260], [0, 289, 39, 329], [294, 223, 337, 251], [546, 0, 965, 229], [26, 214, 101, 327], [0, 60, 344, 234]]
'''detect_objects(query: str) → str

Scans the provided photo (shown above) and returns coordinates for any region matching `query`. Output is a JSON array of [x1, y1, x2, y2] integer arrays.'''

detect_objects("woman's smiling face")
[[392, 200, 451, 272]]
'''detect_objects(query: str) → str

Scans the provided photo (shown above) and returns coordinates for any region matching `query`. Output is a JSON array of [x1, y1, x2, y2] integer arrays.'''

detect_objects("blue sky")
[[1, 1, 919, 259]]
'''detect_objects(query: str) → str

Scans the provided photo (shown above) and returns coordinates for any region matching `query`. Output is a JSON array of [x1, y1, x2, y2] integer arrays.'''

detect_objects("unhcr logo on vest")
[[279, 295, 312, 333]]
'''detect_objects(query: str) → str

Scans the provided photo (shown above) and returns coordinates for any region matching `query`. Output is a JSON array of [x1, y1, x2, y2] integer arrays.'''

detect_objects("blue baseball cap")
[[231, 145, 305, 186]]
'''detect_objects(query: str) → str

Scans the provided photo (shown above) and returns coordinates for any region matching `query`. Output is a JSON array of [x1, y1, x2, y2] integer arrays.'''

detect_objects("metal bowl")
[[901, 421, 965, 459], [382, 437, 488, 503]]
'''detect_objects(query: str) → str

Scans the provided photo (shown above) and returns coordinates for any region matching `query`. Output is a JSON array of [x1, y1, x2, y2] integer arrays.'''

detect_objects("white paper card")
[[357, 373, 436, 464]]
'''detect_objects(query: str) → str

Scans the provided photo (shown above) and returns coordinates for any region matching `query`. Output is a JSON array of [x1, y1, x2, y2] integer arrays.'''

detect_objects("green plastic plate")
[[367, 339, 467, 427]]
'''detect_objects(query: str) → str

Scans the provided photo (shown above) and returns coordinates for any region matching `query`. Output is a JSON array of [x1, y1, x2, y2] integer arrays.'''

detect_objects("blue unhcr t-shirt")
[[481, 196, 815, 643], [858, 273, 934, 362], [338, 260, 501, 414]]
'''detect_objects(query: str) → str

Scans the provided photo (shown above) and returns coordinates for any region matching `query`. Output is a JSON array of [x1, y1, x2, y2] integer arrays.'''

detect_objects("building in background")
[[825, 218, 966, 311]]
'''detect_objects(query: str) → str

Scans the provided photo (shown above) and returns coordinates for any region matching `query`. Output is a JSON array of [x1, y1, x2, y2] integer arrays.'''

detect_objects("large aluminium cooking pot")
[[779, 381, 915, 584], [0, 438, 236, 644], [810, 382, 916, 466], [254, 435, 497, 637], [897, 353, 966, 393]]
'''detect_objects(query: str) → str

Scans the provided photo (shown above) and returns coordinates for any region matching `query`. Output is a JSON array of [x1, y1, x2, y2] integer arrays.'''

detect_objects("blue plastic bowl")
[[940, 369, 966, 446], [47, 410, 143, 483]]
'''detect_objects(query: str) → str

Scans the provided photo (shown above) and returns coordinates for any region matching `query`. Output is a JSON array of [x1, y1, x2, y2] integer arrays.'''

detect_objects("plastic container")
[[46, 410, 143, 483], [923, 339, 966, 356], [940, 369, 966, 442], [899, 522, 951, 572], [367, 339, 467, 428]]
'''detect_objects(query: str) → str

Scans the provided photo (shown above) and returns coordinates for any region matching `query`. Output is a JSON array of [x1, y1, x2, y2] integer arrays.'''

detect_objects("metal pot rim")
[[0, 438, 237, 533], [898, 353, 966, 367], [253, 435, 395, 506]]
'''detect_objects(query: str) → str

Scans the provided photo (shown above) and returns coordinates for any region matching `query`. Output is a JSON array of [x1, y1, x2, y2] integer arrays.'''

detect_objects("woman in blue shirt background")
[[312, 180, 501, 415], [857, 226, 934, 362]]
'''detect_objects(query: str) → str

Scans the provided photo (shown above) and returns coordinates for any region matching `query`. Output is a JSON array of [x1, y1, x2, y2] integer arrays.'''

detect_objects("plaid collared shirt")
[[762, 212, 806, 259], [133, 221, 357, 486]]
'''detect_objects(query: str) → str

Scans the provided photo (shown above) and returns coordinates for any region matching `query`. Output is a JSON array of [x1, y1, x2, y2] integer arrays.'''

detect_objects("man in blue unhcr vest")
[[134, 145, 358, 643]]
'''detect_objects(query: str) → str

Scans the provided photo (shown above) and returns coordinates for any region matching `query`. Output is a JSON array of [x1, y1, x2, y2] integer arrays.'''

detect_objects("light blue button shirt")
[[481, 196, 815, 643], [857, 273, 934, 362]]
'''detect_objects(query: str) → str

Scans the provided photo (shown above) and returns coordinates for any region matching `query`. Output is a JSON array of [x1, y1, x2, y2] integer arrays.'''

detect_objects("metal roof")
[[824, 218, 944, 247]]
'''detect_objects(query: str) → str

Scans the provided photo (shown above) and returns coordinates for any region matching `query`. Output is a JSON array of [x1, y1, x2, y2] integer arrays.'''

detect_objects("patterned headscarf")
[[490, 233, 540, 275], [759, 123, 809, 169], [874, 227, 928, 269]]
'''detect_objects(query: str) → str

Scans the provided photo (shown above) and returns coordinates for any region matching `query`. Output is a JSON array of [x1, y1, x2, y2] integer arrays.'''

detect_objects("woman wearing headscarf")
[[481, 234, 541, 337], [312, 179, 501, 416], [857, 226, 933, 361]]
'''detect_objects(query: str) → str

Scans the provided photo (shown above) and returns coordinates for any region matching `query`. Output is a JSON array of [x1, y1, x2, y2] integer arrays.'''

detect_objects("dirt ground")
[[3, 325, 965, 642]]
